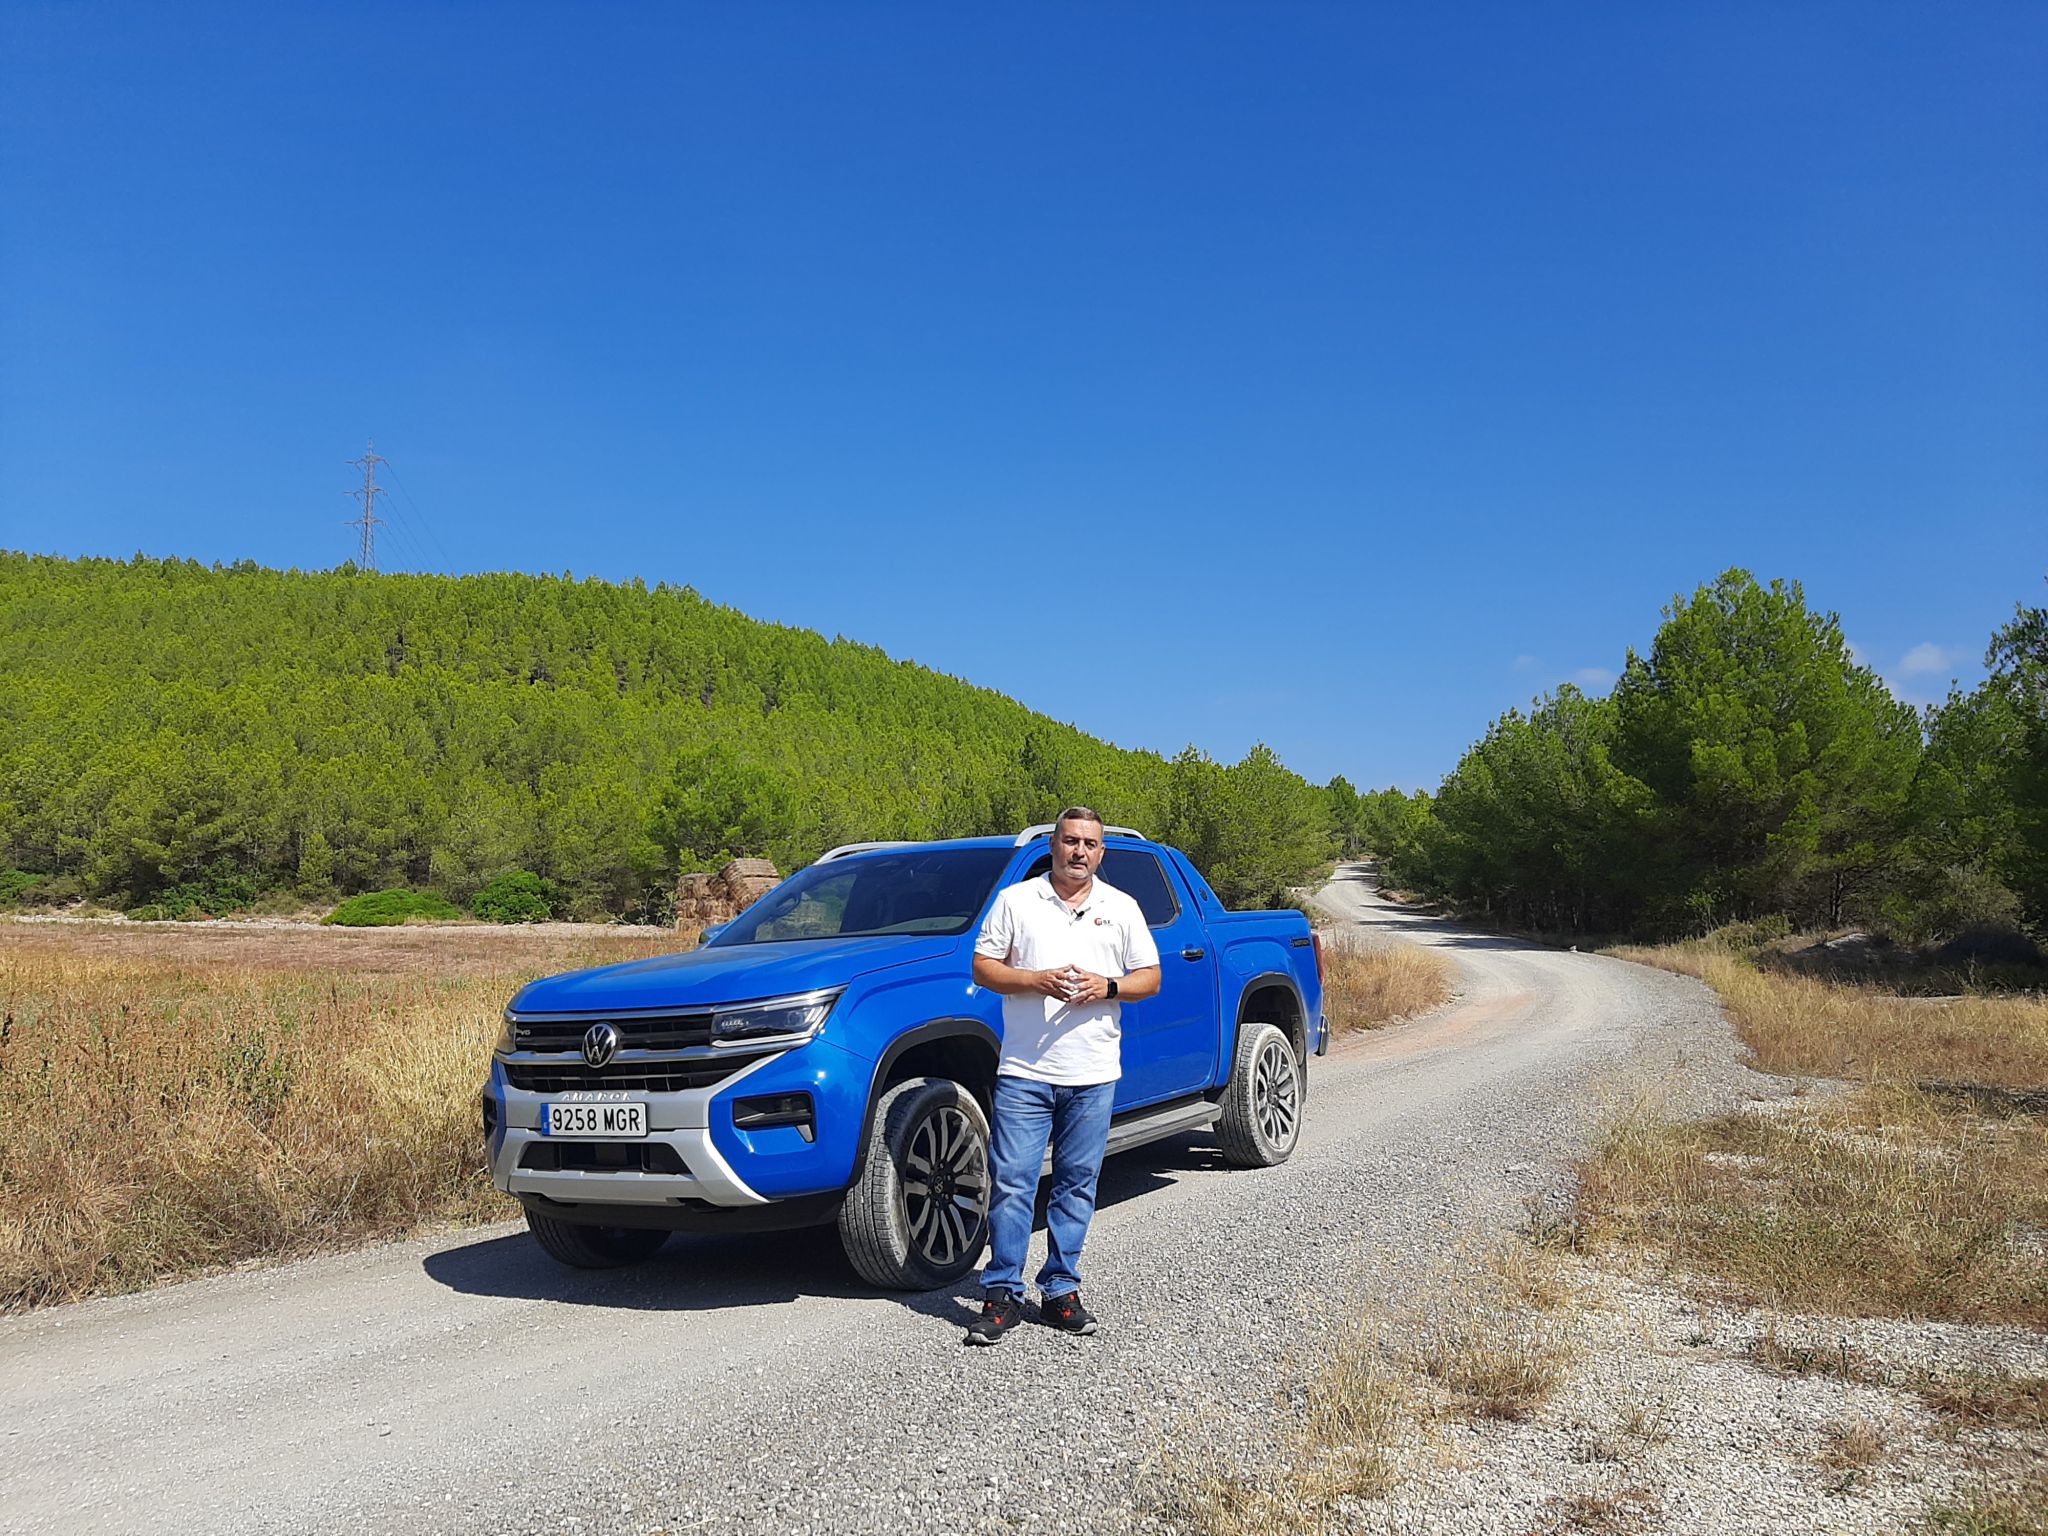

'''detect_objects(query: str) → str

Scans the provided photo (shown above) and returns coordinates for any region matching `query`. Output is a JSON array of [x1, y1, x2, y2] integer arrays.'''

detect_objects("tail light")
[[1311, 930, 1325, 981]]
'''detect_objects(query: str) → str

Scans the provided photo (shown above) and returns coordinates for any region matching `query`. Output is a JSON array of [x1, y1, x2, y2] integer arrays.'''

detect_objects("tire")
[[1215, 1021, 1304, 1168], [524, 1209, 672, 1269], [837, 1076, 991, 1290]]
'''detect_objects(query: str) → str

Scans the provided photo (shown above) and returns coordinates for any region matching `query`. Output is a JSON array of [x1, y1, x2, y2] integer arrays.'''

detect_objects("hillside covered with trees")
[[0, 553, 1334, 919], [1332, 570, 2047, 946]]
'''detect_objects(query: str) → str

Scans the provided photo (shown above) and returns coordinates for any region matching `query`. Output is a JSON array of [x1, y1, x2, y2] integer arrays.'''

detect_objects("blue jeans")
[[981, 1075, 1116, 1299]]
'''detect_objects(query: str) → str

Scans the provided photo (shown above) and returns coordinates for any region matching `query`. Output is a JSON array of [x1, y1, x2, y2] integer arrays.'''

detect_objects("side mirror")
[[698, 923, 728, 947]]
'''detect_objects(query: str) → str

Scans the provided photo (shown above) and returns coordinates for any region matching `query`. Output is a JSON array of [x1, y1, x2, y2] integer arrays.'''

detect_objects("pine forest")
[[0, 552, 1333, 920]]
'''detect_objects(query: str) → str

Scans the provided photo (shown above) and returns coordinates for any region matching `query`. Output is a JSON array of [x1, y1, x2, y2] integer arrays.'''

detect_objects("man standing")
[[965, 807, 1161, 1345]]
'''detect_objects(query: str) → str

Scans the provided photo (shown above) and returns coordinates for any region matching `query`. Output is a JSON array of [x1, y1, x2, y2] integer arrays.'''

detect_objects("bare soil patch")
[[0, 914, 682, 976]]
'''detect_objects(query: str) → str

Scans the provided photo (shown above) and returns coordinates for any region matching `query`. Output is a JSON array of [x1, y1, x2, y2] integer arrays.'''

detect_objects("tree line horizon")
[[0, 553, 1328, 920], [1, 553, 2040, 945], [1336, 569, 2046, 947]]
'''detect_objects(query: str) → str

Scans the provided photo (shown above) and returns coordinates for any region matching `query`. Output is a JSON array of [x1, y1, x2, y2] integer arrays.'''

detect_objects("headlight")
[[709, 988, 842, 1048], [493, 1011, 516, 1055]]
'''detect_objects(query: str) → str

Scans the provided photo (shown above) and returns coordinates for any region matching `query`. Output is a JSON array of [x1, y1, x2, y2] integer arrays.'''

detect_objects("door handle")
[[1181, 947, 1206, 961]]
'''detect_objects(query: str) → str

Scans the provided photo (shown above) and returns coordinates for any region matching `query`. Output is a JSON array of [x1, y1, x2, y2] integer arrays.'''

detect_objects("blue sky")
[[3, 3, 2042, 790]]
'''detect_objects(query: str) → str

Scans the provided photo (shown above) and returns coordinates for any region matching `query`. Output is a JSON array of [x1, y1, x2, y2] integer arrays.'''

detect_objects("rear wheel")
[[838, 1076, 990, 1290], [1216, 1021, 1304, 1167], [525, 1209, 671, 1268]]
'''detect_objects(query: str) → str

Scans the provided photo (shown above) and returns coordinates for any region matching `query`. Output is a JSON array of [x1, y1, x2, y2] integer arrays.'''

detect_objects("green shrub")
[[1900, 864, 2025, 947], [128, 862, 264, 921], [323, 889, 462, 927], [471, 871, 558, 924], [0, 869, 44, 907], [1708, 914, 1794, 953]]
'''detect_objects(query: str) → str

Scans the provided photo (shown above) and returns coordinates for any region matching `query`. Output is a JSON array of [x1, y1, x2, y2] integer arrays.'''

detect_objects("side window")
[[1020, 848, 1181, 927], [1099, 850, 1180, 928]]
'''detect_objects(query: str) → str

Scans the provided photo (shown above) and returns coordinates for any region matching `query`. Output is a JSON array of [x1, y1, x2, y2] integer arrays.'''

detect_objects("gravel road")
[[0, 866, 1754, 1536]]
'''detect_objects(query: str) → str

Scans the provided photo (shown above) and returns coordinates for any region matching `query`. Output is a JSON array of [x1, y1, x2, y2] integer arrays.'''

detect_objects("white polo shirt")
[[974, 874, 1161, 1086]]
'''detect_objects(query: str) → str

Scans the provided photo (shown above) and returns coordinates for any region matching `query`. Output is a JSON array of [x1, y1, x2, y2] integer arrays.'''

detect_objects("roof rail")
[[815, 840, 915, 863], [1012, 823, 1146, 846]]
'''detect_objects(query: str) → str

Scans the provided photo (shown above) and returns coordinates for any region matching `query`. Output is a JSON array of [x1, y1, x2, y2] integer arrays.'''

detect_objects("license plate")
[[543, 1101, 648, 1138]]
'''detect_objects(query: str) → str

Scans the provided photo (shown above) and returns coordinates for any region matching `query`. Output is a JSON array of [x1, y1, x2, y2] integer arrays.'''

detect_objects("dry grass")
[[1158, 1315, 1415, 1536], [0, 920, 680, 1311], [1534, 1487, 1660, 1534], [1615, 1399, 1673, 1446], [1817, 1414, 1891, 1473], [1576, 942, 2048, 1526], [1295, 1326, 1413, 1505], [1409, 1243, 1576, 1425], [1320, 933, 1455, 1034], [1916, 1373, 2048, 1434], [1159, 1242, 1575, 1534], [1609, 942, 2048, 1090], [1577, 1089, 2048, 1325], [1582, 943, 2048, 1328], [1494, 1231, 1578, 1311], [1411, 1276, 1570, 1422], [1744, 1325, 1880, 1383], [1920, 1476, 2048, 1536]]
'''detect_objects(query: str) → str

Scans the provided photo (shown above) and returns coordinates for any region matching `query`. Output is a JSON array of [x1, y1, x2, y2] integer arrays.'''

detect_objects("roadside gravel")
[[1309, 1262, 2047, 1536], [537, 870, 1767, 1536]]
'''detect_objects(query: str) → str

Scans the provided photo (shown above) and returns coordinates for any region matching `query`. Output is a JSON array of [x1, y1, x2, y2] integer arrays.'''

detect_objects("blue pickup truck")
[[483, 824, 1326, 1288]]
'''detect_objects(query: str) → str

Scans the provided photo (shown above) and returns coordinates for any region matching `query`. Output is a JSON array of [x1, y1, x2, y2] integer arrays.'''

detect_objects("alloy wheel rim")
[[902, 1105, 988, 1266], [1252, 1037, 1300, 1147]]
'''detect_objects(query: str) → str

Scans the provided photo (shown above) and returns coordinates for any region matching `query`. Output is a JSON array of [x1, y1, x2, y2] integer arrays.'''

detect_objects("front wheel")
[[525, 1209, 671, 1268], [1215, 1022, 1304, 1168], [838, 1076, 990, 1290]]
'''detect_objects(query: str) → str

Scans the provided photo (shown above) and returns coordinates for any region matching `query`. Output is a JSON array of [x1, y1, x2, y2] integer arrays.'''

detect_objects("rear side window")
[[1020, 848, 1180, 928], [1100, 850, 1180, 927]]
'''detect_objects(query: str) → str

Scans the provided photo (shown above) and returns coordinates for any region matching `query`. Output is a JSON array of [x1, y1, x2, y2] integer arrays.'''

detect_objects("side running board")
[[1041, 1095, 1222, 1174]]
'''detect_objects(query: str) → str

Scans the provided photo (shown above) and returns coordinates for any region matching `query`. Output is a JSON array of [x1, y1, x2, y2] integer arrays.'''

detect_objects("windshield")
[[711, 846, 1014, 945]]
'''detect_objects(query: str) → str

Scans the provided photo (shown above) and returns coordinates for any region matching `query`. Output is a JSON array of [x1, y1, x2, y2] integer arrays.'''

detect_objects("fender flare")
[[1231, 970, 1315, 1060], [848, 1017, 1001, 1183]]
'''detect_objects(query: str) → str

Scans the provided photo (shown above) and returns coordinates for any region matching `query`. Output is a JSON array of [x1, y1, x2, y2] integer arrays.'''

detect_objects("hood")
[[508, 933, 960, 1014]]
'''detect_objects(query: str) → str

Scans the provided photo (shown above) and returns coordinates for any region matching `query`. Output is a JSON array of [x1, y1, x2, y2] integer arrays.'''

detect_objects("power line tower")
[[345, 441, 388, 570]]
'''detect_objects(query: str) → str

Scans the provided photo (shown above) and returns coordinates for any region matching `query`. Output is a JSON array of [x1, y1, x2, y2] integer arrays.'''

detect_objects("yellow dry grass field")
[[1580, 1087, 2048, 1325], [0, 920, 682, 1312], [1585, 943, 2048, 1329], [1165, 937, 2047, 1535], [1608, 939, 2048, 1089], [1320, 934, 1454, 1035]]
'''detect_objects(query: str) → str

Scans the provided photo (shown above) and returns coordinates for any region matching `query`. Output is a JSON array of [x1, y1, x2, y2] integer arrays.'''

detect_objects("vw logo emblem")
[[582, 1022, 620, 1067]]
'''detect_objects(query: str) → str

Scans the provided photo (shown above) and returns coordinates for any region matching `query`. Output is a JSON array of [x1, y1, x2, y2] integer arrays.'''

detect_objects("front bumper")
[[485, 1035, 868, 1210], [489, 1050, 778, 1207]]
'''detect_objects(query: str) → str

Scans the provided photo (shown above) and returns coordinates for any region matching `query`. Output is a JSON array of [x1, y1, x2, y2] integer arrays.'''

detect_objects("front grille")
[[511, 1011, 715, 1052], [519, 1142, 690, 1174], [505, 1057, 764, 1094]]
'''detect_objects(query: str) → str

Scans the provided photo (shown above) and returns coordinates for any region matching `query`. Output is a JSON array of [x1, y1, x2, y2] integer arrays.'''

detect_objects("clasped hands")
[[1031, 965, 1110, 1005]]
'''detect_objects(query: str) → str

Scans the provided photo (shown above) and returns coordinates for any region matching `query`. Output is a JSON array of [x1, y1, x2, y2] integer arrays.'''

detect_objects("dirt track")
[[0, 868, 1740, 1535]]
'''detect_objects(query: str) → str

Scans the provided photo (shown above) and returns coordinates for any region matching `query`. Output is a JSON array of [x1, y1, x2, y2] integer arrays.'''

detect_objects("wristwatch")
[[1107, 978, 1119, 1000]]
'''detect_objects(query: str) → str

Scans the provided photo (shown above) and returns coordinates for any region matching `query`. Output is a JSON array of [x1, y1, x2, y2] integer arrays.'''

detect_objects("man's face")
[[1050, 818, 1104, 886]]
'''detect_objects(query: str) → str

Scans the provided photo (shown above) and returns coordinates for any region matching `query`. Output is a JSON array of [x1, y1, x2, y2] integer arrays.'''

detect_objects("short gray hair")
[[1054, 805, 1104, 831]]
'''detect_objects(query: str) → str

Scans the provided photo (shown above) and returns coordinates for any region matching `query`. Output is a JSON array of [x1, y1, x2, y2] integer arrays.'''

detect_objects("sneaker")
[[1040, 1290, 1098, 1335], [964, 1291, 1025, 1346]]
